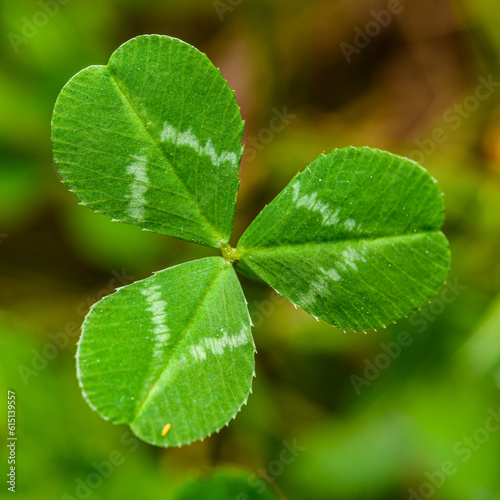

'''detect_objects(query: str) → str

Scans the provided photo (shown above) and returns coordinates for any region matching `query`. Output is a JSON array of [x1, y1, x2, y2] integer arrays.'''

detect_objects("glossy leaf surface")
[[77, 257, 255, 447], [237, 147, 451, 331], [52, 34, 244, 248]]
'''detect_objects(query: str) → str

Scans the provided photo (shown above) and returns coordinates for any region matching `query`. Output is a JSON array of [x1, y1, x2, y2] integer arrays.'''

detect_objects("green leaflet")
[[77, 257, 255, 447], [52, 34, 244, 248], [176, 469, 280, 500], [236, 147, 451, 331]]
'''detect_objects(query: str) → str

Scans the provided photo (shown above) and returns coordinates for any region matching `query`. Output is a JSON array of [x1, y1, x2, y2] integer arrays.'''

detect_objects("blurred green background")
[[1, 0, 500, 499]]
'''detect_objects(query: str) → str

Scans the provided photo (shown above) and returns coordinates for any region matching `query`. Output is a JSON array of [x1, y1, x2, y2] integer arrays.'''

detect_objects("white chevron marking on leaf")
[[189, 328, 248, 362], [161, 121, 238, 167], [291, 183, 339, 226], [141, 285, 170, 359], [124, 150, 149, 220]]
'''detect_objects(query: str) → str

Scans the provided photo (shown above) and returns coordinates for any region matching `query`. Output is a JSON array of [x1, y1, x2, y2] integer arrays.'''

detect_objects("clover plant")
[[51, 34, 450, 447]]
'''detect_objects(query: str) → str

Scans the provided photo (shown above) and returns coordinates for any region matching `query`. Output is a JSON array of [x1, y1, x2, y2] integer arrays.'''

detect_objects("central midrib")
[[238, 229, 445, 256], [107, 67, 226, 247]]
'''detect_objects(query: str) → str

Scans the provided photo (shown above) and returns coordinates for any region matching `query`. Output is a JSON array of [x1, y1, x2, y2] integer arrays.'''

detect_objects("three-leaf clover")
[[51, 34, 450, 447]]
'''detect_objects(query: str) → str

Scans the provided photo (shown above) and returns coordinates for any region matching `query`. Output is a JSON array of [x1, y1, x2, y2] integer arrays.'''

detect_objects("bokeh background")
[[1, 0, 500, 499]]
